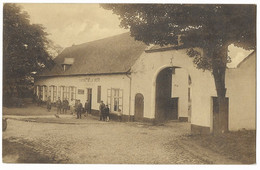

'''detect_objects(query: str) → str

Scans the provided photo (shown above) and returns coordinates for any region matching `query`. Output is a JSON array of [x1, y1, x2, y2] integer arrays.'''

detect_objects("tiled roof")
[[38, 32, 147, 76]]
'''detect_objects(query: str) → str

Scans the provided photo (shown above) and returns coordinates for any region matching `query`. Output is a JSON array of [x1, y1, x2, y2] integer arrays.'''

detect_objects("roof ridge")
[[39, 32, 147, 77], [66, 31, 130, 48], [236, 50, 256, 68]]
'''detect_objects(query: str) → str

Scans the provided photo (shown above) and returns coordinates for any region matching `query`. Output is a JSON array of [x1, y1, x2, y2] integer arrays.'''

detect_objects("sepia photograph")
[[1, 1, 257, 166]]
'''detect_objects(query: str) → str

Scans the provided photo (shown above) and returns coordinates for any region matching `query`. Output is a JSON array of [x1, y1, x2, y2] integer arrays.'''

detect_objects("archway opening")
[[155, 66, 191, 122]]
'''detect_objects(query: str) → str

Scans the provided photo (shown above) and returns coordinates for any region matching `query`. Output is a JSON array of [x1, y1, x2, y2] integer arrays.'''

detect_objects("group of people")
[[48, 97, 69, 114], [99, 101, 110, 122], [46, 97, 112, 121], [73, 99, 91, 119]]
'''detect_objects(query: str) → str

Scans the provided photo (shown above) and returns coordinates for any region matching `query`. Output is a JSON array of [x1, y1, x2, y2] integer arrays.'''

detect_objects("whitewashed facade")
[[35, 33, 256, 133], [35, 74, 131, 116]]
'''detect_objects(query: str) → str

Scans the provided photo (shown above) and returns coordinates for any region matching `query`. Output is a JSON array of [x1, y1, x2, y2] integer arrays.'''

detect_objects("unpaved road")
[[2, 116, 240, 164]]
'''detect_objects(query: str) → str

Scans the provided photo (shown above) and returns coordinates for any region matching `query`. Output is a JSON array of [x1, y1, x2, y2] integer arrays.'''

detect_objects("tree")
[[101, 4, 256, 133], [3, 3, 54, 105]]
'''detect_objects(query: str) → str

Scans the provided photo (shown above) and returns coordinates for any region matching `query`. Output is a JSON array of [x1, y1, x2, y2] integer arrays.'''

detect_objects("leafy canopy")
[[101, 4, 256, 70], [3, 3, 54, 97]]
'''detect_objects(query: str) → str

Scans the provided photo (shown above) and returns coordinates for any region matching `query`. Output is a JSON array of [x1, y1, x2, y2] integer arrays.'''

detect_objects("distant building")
[[34, 32, 256, 134]]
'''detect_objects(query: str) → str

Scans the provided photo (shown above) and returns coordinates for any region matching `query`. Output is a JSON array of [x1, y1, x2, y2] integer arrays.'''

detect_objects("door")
[[134, 93, 144, 121], [167, 97, 178, 120], [87, 88, 92, 112]]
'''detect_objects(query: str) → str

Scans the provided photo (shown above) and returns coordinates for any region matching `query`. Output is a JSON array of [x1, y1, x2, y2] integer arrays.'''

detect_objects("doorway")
[[87, 88, 92, 112], [155, 67, 174, 122], [168, 97, 178, 120], [134, 93, 144, 121]]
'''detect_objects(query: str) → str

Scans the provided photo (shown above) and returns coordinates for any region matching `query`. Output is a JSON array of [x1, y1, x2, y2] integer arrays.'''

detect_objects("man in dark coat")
[[62, 98, 69, 114], [84, 99, 91, 115], [77, 100, 83, 119], [56, 97, 62, 114], [99, 101, 105, 121], [47, 96, 52, 112]]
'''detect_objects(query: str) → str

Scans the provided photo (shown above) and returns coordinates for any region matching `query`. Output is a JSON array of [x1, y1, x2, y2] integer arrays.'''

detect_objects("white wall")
[[131, 49, 216, 129], [34, 50, 256, 132], [226, 52, 256, 131], [172, 68, 189, 119], [35, 74, 131, 115]]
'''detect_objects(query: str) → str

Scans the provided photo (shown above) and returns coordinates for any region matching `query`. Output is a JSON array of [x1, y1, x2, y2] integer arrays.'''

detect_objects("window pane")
[[48, 86, 51, 97], [114, 98, 119, 111], [53, 86, 57, 101], [58, 86, 61, 98], [44, 86, 48, 100], [40, 86, 43, 100]]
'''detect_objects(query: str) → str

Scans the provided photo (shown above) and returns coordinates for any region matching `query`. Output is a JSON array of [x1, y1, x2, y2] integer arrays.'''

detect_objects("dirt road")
[[2, 115, 240, 164]]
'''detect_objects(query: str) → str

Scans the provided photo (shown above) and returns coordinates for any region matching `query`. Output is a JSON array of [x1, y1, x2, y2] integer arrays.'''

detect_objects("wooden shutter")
[[119, 89, 123, 113], [97, 86, 101, 103]]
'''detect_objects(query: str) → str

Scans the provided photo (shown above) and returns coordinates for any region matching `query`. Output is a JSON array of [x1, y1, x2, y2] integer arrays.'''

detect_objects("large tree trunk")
[[212, 48, 229, 134]]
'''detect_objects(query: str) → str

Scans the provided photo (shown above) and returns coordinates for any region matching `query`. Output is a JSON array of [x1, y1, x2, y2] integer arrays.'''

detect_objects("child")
[[118, 109, 122, 122]]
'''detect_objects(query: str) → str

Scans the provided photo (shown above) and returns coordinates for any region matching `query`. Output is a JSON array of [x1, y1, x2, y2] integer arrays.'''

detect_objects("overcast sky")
[[19, 3, 253, 68], [20, 3, 128, 48]]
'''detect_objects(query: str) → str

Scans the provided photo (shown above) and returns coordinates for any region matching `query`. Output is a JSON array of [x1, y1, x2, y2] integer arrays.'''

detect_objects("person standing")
[[56, 97, 62, 114], [118, 109, 122, 122], [77, 100, 83, 119], [84, 99, 91, 116], [47, 96, 52, 112], [104, 105, 110, 122], [63, 98, 69, 114], [37, 96, 41, 106], [74, 100, 78, 116], [99, 100, 105, 121], [69, 99, 75, 114]]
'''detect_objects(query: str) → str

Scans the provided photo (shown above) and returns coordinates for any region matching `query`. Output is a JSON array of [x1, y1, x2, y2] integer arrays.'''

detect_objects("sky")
[[19, 3, 128, 48], [19, 3, 253, 68]]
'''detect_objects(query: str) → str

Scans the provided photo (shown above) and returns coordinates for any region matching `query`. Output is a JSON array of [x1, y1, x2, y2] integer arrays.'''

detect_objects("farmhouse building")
[[34, 32, 256, 134]]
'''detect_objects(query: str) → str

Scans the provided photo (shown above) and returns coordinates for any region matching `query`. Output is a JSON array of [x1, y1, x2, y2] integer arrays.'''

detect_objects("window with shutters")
[[107, 88, 123, 113], [39, 86, 43, 100], [60, 86, 65, 100], [48, 86, 51, 98], [97, 86, 101, 103], [113, 89, 119, 112], [44, 86, 48, 101], [65, 87, 70, 100], [53, 86, 57, 101], [58, 86, 61, 98], [70, 86, 76, 100]]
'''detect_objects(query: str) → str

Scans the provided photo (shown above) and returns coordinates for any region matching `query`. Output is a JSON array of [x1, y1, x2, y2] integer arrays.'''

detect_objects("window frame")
[[53, 86, 57, 102], [108, 88, 123, 113]]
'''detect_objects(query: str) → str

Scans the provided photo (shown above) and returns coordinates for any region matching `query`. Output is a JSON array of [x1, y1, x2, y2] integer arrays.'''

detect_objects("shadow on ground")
[[2, 139, 56, 163], [180, 130, 256, 164]]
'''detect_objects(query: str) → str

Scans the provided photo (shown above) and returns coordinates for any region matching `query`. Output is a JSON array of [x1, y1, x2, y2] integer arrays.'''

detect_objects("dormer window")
[[61, 58, 74, 71], [62, 64, 71, 71]]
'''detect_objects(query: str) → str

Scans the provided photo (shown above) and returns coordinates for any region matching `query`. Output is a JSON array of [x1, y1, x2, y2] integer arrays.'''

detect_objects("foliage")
[[102, 4, 256, 133], [101, 4, 255, 49], [101, 4, 256, 95], [3, 3, 54, 101]]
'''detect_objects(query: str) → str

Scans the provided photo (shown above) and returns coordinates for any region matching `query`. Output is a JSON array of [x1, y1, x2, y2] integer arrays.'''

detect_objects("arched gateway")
[[154, 66, 192, 122]]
